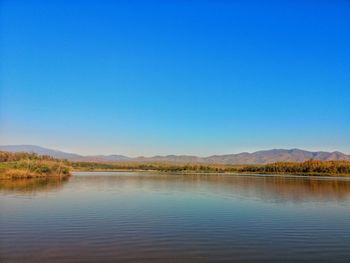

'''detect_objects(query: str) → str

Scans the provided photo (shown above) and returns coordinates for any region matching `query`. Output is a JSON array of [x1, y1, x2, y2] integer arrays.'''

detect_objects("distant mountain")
[[132, 149, 350, 164], [79, 155, 130, 162], [202, 149, 350, 164], [134, 155, 203, 163], [0, 145, 82, 160], [0, 145, 130, 162], [1, 145, 349, 164]]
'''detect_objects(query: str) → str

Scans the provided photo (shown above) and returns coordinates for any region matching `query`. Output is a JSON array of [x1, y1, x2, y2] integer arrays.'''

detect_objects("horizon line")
[[0, 144, 349, 158]]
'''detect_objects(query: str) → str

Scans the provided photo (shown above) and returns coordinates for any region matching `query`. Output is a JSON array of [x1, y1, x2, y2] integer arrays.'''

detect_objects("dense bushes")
[[239, 160, 350, 175], [71, 162, 238, 173], [2, 151, 350, 177], [72, 159, 350, 175], [0, 151, 70, 179]]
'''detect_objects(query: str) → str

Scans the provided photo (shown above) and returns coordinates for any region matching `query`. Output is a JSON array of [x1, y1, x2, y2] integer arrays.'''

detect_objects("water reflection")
[[2, 172, 350, 263], [73, 172, 350, 203], [2, 172, 350, 202], [0, 176, 70, 194]]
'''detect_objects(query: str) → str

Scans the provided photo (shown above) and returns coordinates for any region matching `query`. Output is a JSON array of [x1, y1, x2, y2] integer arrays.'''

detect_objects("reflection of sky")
[[1, 173, 350, 262], [3, 173, 350, 212]]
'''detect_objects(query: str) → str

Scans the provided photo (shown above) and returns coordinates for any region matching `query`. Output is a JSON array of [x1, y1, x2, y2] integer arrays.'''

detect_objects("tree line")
[[240, 160, 350, 175], [2, 151, 350, 177], [72, 159, 350, 175]]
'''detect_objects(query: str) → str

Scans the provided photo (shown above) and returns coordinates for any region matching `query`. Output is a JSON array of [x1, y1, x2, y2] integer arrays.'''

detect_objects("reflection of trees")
[[193, 174, 350, 202], [185, 174, 350, 202], [3, 172, 350, 202], [0, 176, 70, 194], [75, 172, 350, 202], [210, 175, 350, 202]]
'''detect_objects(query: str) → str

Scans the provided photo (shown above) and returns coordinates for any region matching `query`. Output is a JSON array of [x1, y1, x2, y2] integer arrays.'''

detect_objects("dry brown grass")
[[0, 151, 71, 179]]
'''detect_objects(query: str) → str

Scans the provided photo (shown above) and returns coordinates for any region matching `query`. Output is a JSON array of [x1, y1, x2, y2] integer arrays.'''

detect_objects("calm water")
[[1, 172, 350, 263]]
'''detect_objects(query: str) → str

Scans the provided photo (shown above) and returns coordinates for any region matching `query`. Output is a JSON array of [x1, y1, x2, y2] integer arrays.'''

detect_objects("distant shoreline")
[[71, 159, 350, 177], [71, 168, 350, 177], [72, 170, 350, 179], [2, 151, 350, 179]]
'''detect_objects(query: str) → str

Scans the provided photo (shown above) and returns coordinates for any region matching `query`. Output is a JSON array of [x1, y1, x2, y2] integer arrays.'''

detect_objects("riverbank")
[[71, 160, 350, 177], [0, 152, 71, 179], [2, 151, 350, 178]]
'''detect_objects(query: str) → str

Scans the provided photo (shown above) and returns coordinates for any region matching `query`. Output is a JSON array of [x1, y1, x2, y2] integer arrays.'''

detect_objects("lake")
[[1, 172, 350, 262]]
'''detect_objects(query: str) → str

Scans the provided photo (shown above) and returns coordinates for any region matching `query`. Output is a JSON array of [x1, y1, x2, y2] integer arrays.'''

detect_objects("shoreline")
[[2, 151, 350, 180], [0, 172, 71, 180], [71, 169, 350, 178]]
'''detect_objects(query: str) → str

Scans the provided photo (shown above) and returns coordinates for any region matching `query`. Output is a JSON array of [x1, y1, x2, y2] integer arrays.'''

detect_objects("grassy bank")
[[2, 151, 350, 178], [239, 160, 350, 176], [71, 160, 350, 176], [0, 152, 71, 179]]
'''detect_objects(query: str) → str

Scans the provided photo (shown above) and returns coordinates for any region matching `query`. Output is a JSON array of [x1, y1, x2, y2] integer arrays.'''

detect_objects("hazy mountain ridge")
[[133, 149, 350, 164], [0, 145, 82, 160], [1, 145, 349, 164], [0, 145, 130, 162]]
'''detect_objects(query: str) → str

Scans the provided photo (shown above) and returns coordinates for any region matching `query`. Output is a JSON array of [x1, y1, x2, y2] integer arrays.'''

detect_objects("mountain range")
[[0, 145, 130, 162], [1, 145, 350, 164]]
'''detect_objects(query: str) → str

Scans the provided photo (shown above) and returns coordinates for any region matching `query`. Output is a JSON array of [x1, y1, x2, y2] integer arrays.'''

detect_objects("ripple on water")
[[1, 172, 350, 262]]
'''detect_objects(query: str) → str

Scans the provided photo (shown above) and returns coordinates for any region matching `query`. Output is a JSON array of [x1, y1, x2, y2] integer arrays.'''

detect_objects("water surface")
[[1, 172, 350, 262]]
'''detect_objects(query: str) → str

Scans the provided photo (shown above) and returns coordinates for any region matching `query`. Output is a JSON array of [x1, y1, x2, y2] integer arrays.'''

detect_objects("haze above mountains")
[[1, 145, 350, 165]]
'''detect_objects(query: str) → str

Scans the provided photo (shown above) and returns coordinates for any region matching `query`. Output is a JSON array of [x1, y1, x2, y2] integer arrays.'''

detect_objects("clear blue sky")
[[1, 0, 349, 156]]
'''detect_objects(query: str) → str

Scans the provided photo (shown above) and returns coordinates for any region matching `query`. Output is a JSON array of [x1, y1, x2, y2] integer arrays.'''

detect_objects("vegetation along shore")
[[72, 159, 350, 176], [1, 151, 350, 179], [0, 152, 71, 179]]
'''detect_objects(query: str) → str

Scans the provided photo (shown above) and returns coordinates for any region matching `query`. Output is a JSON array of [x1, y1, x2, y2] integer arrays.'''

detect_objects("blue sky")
[[1, 0, 349, 156]]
